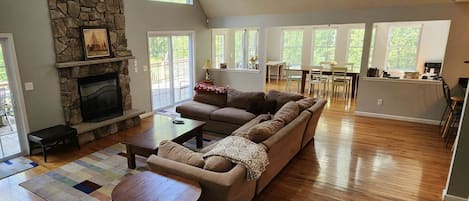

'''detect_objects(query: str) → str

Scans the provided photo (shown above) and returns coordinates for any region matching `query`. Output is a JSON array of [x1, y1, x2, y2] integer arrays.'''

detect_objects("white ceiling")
[[198, 0, 455, 18]]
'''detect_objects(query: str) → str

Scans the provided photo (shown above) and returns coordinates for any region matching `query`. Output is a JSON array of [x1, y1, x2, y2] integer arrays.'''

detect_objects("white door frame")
[[147, 31, 196, 111], [0, 33, 30, 160]]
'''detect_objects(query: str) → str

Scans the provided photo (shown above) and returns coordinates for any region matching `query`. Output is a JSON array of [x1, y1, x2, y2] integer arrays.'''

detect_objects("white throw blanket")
[[203, 136, 269, 181]]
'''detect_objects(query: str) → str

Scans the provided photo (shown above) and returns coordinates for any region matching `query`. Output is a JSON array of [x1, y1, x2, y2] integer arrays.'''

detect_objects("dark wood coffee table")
[[122, 115, 205, 169], [111, 171, 201, 201]]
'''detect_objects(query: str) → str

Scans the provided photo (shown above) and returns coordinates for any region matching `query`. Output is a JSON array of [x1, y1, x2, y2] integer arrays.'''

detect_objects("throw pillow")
[[244, 119, 285, 143], [296, 98, 317, 111], [226, 88, 265, 109], [194, 82, 226, 94], [232, 114, 273, 137], [265, 90, 304, 111], [203, 156, 234, 172], [246, 99, 277, 115], [274, 101, 300, 124], [158, 140, 205, 168]]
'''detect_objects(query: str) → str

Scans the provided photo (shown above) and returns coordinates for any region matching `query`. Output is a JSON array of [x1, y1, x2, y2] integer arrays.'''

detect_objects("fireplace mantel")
[[56, 56, 135, 69]]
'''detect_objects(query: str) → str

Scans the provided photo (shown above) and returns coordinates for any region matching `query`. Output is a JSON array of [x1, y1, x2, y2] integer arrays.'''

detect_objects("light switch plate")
[[24, 82, 34, 91]]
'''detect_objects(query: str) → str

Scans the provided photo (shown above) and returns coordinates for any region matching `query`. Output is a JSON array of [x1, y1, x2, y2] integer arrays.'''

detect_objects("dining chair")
[[344, 63, 355, 72], [307, 66, 327, 97], [331, 67, 351, 99], [285, 66, 302, 93], [0, 87, 13, 131]]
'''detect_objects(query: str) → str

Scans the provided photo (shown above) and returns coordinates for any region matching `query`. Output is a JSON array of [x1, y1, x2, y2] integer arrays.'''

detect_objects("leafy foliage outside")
[[215, 35, 225, 67], [386, 26, 421, 71], [347, 29, 365, 68], [312, 29, 337, 65], [282, 30, 303, 66], [0, 46, 8, 82], [234, 31, 244, 68]]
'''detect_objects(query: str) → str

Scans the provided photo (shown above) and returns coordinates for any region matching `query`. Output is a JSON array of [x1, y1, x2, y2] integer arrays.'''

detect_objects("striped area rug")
[[20, 144, 147, 201], [0, 157, 38, 179]]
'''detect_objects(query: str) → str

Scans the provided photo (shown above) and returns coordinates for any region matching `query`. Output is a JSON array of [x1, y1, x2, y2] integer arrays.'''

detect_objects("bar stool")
[[440, 80, 464, 149]]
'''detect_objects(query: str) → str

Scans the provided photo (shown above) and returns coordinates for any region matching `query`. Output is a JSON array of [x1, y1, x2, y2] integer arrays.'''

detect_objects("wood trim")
[[354, 111, 440, 125], [56, 56, 135, 68]]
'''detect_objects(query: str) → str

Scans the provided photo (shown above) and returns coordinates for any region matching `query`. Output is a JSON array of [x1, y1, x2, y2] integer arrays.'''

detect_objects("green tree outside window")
[[312, 29, 337, 65], [282, 30, 303, 66]]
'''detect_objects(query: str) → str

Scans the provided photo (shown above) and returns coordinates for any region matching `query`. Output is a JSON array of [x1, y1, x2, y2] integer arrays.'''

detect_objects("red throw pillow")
[[194, 82, 227, 94]]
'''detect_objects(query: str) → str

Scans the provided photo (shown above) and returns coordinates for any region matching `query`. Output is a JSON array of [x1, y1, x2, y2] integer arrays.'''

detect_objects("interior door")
[[148, 32, 194, 110]]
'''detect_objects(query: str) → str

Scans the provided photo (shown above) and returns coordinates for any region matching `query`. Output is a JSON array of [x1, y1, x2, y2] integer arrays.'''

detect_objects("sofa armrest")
[[147, 154, 245, 187]]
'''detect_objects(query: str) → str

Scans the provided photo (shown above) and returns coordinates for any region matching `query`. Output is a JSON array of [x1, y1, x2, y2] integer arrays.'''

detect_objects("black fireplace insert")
[[78, 73, 123, 122]]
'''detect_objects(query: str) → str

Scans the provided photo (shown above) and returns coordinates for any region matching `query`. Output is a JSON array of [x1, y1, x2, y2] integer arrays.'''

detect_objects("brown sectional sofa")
[[147, 88, 327, 201]]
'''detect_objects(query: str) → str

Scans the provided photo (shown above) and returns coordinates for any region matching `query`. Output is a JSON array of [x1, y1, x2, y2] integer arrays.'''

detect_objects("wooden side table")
[[28, 125, 79, 162], [112, 171, 201, 201]]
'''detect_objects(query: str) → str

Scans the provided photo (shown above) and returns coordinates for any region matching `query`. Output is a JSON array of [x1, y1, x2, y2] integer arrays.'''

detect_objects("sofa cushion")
[[193, 92, 227, 108], [274, 101, 300, 124], [236, 119, 285, 143], [296, 98, 317, 111], [157, 140, 205, 168], [203, 156, 234, 172], [176, 101, 220, 120], [210, 107, 256, 125], [226, 88, 265, 109], [266, 90, 304, 111], [246, 99, 277, 115], [232, 114, 272, 136]]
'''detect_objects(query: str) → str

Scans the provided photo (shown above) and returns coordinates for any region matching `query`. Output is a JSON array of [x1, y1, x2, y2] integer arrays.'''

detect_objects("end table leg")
[[196, 129, 203, 148], [41, 145, 47, 163], [126, 145, 136, 169]]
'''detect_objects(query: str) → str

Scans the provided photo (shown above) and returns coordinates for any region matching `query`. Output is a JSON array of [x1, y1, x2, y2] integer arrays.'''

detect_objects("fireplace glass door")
[[148, 32, 194, 110]]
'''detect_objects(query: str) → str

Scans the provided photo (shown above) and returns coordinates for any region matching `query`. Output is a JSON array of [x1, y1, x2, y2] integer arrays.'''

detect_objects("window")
[[312, 29, 337, 65], [369, 28, 376, 66], [281, 30, 303, 66], [386, 25, 422, 71], [214, 34, 225, 68], [234, 31, 244, 68], [347, 29, 365, 68], [247, 30, 259, 67], [150, 0, 193, 5]]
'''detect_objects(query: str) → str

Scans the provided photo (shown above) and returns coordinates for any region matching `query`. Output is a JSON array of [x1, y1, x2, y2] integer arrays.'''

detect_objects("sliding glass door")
[[148, 32, 194, 110]]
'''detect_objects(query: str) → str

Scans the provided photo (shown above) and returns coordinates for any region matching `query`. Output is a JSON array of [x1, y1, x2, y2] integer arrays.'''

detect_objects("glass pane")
[[0, 43, 20, 159], [172, 35, 192, 103], [215, 35, 225, 68], [234, 31, 244, 68], [312, 29, 337, 65], [347, 29, 365, 68], [149, 36, 171, 109], [282, 30, 303, 66], [387, 26, 421, 71], [247, 30, 259, 68]]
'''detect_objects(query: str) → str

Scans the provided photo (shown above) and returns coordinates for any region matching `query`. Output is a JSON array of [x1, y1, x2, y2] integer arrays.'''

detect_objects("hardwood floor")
[[0, 81, 452, 201]]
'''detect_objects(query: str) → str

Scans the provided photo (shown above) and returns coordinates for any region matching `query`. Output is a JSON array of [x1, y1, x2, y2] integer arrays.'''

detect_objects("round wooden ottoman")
[[112, 171, 201, 201]]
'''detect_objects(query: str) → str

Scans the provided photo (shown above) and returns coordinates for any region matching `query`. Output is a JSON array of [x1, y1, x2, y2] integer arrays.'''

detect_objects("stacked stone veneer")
[[48, 0, 139, 143]]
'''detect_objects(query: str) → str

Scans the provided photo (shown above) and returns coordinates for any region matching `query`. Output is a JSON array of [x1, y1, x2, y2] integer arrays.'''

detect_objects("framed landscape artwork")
[[81, 27, 112, 60]]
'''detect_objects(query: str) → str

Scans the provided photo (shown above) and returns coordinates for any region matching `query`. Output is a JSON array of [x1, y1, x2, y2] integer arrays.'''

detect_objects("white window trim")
[[280, 29, 304, 66], [212, 29, 229, 69], [311, 27, 337, 65], [384, 24, 423, 72]]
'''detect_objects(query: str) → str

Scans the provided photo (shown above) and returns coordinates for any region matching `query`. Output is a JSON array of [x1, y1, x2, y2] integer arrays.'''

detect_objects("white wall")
[[124, 0, 210, 112], [370, 20, 450, 73]]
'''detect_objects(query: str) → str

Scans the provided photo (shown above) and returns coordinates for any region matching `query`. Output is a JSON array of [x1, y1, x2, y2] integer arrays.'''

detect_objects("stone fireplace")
[[49, 0, 142, 144]]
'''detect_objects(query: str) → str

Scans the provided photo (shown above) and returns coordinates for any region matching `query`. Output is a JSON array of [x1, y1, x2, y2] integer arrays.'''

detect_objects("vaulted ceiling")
[[198, 0, 456, 18]]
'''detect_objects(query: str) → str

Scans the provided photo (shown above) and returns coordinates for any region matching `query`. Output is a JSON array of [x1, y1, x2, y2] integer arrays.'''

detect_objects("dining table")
[[285, 65, 360, 98]]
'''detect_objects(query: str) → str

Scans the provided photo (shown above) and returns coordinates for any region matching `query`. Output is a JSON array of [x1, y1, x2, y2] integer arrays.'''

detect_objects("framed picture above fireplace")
[[81, 27, 113, 60]]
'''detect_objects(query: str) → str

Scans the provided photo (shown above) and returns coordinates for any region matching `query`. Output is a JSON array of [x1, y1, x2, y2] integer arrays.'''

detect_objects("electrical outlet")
[[143, 65, 148, 72], [377, 99, 383, 105], [24, 82, 34, 91]]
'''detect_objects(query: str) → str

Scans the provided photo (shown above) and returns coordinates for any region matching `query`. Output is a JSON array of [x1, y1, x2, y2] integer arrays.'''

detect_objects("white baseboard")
[[139, 111, 154, 119], [354, 111, 440, 125]]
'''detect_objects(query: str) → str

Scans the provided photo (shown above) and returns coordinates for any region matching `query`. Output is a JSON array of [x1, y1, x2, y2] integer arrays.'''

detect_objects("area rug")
[[19, 144, 147, 201], [0, 157, 38, 179]]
